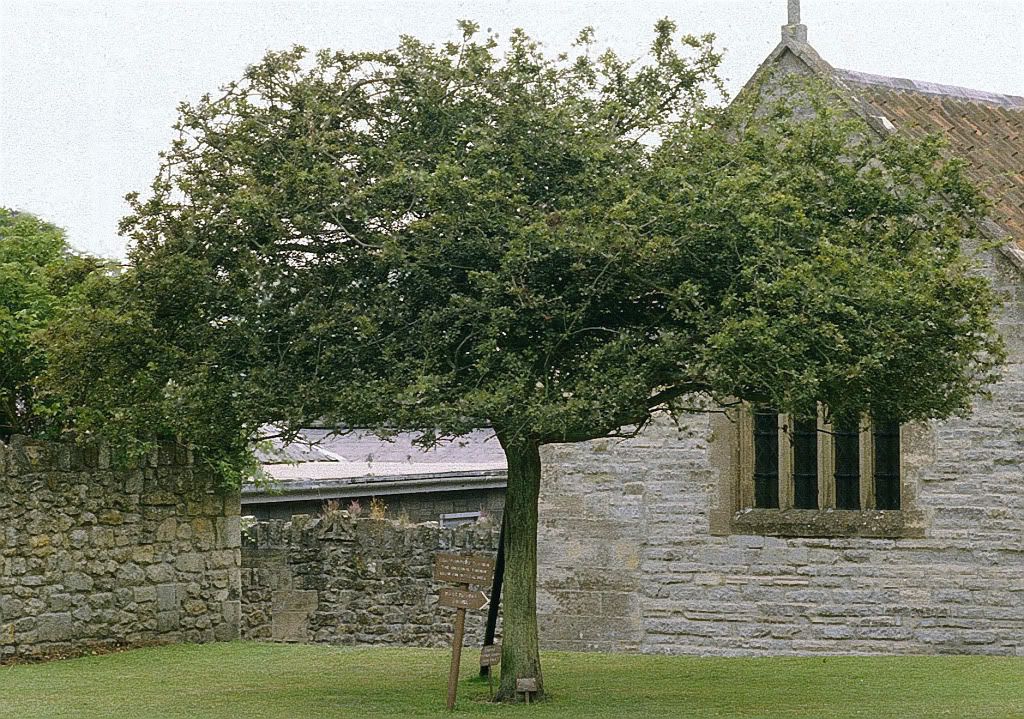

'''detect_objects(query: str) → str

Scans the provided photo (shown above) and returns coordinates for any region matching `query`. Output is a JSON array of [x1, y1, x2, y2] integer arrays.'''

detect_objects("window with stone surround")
[[709, 404, 926, 538]]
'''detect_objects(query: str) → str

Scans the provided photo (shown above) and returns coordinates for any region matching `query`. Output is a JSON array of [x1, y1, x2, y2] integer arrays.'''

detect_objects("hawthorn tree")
[[42, 21, 1003, 701]]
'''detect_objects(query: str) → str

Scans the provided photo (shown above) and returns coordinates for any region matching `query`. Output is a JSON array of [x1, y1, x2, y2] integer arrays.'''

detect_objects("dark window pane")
[[753, 410, 779, 509], [792, 417, 818, 509], [834, 418, 860, 509], [874, 420, 901, 510]]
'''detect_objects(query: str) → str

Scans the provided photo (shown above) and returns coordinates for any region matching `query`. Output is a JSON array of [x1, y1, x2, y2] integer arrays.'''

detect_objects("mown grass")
[[2, 643, 1022, 718]]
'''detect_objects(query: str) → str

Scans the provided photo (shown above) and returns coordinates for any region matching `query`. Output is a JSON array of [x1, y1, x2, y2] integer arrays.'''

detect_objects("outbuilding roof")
[[248, 428, 506, 504]]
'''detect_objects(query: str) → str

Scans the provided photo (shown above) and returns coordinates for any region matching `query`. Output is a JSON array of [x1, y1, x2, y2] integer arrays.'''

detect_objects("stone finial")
[[782, 0, 808, 43]]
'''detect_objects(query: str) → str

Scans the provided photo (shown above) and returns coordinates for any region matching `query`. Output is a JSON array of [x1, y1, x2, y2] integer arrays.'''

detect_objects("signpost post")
[[434, 553, 495, 711]]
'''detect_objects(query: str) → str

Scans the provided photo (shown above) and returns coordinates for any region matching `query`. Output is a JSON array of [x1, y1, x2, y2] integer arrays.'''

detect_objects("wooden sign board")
[[516, 678, 538, 693], [439, 587, 488, 611], [516, 676, 538, 704], [434, 553, 495, 586], [479, 643, 502, 667]]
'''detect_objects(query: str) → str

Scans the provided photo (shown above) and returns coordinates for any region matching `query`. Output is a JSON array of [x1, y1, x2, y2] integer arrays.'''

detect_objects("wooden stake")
[[446, 582, 468, 711]]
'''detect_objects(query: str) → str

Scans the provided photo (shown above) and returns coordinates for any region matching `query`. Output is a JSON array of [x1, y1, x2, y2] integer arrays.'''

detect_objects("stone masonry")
[[241, 513, 500, 647], [536, 246, 1024, 657], [0, 436, 241, 662]]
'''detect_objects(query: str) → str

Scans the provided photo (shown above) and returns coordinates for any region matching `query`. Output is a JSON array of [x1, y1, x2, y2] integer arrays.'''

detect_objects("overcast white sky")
[[1, 0, 1022, 258]]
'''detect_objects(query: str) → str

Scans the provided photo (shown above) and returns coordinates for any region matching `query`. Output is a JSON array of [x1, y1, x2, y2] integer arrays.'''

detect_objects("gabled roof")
[[747, 32, 1024, 265], [837, 69, 1024, 252]]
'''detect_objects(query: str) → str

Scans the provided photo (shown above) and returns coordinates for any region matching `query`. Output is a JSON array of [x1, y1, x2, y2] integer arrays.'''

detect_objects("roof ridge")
[[836, 68, 1024, 110]]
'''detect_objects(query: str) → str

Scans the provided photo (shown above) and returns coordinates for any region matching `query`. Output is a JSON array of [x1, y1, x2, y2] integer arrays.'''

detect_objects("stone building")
[[535, 8, 1024, 656]]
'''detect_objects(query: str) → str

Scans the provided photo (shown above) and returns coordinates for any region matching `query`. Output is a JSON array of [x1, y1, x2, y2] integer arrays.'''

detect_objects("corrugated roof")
[[293, 428, 505, 466], [836, 69, 1024, 249], [255, 428, 506, 486]]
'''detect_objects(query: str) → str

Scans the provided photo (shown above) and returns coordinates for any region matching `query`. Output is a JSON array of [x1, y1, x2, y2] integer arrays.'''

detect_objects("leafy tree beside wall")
[[0, 209, 103, 439], [41, 22, 1004, 702]]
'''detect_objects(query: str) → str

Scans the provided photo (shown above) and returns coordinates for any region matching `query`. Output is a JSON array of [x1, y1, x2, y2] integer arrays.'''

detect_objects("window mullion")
[[818, 406, 835, 509], [779, 414, 794, 510], [738, 407, 754, 511], [860, 417, 874, 511]]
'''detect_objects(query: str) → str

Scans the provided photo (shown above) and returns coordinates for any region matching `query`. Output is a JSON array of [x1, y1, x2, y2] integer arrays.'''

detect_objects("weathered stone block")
[[36, 613, 75, 642], [156, 584, 178, 613], [174, 553, 205, 573], [272, 610, 311, 642], [63, 572, 94, 592], [272, 590, 318, 614], [156, 611, 180, 632]]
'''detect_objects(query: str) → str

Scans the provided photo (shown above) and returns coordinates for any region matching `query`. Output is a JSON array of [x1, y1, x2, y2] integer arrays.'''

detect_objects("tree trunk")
[[494, 433, 544, 703]]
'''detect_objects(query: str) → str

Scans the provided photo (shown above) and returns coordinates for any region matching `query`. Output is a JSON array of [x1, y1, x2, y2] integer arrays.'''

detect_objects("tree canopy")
[[0, 208, 103, 439], [43, 22, 1002, 464], [39, 21, 1005, 700]]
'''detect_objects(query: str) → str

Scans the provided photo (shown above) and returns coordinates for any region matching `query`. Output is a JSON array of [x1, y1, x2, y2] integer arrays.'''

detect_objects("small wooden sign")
[[479, 643, 502, 667], [516, 678, 538, 693], [434, 553, 495, 586], [517, 677, 539, 704], [439, 587, 489, 611]]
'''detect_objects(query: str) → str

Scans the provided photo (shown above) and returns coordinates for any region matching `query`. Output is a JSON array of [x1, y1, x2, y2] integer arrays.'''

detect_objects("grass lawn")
[[1, 643, 1022, 719]]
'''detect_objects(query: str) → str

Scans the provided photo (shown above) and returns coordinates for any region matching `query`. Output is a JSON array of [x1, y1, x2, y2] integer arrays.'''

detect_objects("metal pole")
[[479, 510, 506, 677]]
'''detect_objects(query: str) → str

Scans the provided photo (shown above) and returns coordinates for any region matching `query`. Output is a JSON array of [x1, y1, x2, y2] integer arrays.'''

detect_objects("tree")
[[0, 208, 102, 439], [42, 22, 1003, 701]]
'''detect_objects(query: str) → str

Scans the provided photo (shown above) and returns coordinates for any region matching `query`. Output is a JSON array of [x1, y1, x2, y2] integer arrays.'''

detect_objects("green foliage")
[[0, 208, 104, 438], [651, 77, 1005, 424], [41, 21, 1003, 475]]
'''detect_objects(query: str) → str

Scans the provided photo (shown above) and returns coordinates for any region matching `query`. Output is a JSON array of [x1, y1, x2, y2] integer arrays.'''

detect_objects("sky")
[[1, 0, 1022, 258]]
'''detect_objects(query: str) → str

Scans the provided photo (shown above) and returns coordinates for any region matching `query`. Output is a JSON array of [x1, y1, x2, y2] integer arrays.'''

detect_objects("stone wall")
[[241, 513, 500, 647], [536, 247, 1024, 657], [0, 437, 241, 662]]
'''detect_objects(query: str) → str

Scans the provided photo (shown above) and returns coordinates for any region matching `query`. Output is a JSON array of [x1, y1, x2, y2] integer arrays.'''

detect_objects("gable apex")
[[736, 18, 1024, 268]]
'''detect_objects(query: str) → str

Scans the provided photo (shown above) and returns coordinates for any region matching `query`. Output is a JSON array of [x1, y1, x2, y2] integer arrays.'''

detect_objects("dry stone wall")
[[0, 437, 241, 662], [536, 248, 1024, 657], [241, 513, 500, 647]]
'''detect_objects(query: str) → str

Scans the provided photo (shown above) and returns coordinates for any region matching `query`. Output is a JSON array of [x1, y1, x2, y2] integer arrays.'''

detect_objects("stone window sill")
[[710, 508, 926, 538]]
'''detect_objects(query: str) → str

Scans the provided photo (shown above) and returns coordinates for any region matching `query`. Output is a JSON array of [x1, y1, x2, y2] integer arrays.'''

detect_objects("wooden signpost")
[[435, 552, 496, 711]]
